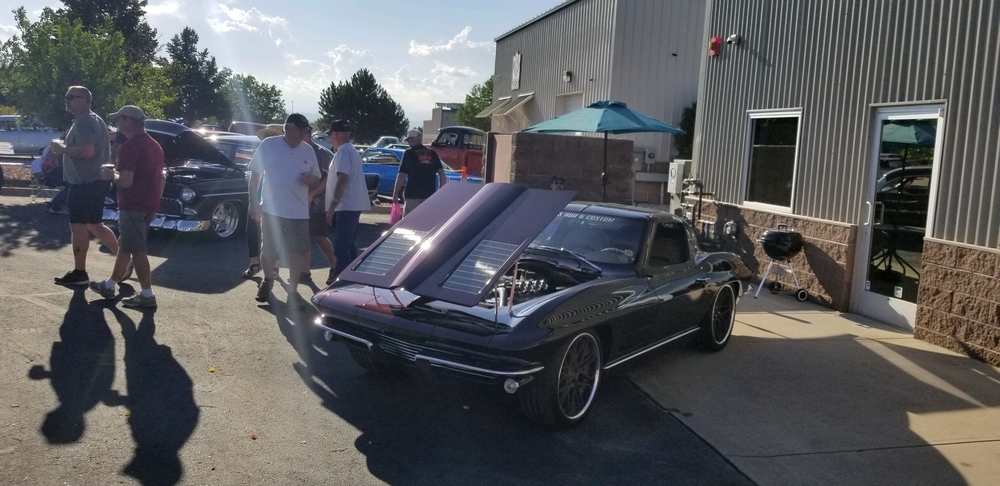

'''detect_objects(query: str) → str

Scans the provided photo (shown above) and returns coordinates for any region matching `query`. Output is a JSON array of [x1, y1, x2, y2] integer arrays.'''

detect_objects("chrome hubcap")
[[211, 202, 239, 238], [557, 333, 600, 419]]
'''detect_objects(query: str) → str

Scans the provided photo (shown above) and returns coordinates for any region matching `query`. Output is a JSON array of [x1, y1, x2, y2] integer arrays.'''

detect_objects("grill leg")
[[787, 259, 802, 290], [754, 259, 776, 298]]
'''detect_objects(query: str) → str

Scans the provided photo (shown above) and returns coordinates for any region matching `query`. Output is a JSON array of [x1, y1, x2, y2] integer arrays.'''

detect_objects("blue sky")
[[0, 0, 564, 125]]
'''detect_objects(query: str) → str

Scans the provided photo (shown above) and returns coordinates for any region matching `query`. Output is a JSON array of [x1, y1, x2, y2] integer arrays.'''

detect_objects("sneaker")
[[122, 294, 157, 308], [55, 270, 90, 286], [241, 263, 261, 279], [255, 279, 273, 303], [326, 269, 337, 286], [88, 280, 117, 300]]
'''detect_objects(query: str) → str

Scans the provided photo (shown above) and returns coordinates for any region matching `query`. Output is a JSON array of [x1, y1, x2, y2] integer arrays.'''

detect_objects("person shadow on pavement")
[[103, 305, 199, 486], [29, 288, 116, 444]]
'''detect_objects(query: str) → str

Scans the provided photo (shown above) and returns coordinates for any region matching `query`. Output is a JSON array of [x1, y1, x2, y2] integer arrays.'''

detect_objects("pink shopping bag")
[[390, 202, 403, 225]]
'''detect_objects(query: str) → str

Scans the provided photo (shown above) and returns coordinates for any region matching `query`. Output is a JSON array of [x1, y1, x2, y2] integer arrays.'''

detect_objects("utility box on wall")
[[668, 159, 690, 194]]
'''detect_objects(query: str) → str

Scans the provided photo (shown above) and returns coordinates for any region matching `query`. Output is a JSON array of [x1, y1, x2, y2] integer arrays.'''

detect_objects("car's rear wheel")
[[696, 285, 736, 352], [208, 201, 242, 240], [519, 331, 601, 429]]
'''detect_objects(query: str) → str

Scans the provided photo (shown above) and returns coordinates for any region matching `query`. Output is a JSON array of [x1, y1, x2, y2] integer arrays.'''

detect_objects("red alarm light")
[[708, 36, 722, 57]]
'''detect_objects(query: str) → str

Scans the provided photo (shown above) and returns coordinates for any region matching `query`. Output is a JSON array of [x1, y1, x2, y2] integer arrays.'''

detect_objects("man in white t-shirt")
[[248, 113, 322, 304], [324, 119, 371, 278]]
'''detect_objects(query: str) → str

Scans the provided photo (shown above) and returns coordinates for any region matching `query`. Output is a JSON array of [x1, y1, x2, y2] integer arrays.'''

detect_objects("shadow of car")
[[312, 183, 751, 429], [360, 146, 483, 197]]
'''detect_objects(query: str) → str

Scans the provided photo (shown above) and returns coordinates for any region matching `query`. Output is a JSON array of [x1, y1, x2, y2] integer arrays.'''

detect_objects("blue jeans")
[[331, 211, 361, 275]]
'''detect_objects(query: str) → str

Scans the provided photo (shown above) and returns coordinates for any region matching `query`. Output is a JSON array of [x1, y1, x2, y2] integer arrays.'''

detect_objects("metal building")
[[483, 0, 706, 165], [693, 0, 1000, 365]]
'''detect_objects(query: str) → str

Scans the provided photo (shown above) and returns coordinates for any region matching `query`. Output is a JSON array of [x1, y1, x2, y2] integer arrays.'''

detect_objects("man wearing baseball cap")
[[89, 105, 165, 307], [392, 129, 446, 216], [248, 113, 322, 305], [324, 119, 370, 278]]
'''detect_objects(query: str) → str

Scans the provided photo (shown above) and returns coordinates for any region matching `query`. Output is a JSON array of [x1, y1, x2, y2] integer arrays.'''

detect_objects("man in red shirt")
[[89, 105, 165, 308]]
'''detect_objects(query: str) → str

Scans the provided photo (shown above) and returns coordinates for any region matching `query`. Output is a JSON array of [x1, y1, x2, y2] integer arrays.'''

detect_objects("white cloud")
[[0, 24, 16, 42], [145, 0, 180, 16], [209, 5, 290, 46], [408, 26, 493, 57], [325, 45, 378, 80]]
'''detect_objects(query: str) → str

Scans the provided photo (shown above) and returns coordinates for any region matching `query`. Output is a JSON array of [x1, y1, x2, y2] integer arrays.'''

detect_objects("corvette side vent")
[[443, 240, 519, 294], [354, 229, 428, 276]]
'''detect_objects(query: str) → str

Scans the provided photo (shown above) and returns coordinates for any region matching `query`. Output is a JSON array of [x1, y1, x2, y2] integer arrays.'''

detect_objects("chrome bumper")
[[103, 209, 212, 232], [315, 316, 544, 379]]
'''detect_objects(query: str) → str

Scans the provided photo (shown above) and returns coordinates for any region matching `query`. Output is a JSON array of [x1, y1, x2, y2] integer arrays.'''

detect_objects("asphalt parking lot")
[[0, 195, 753, 485]]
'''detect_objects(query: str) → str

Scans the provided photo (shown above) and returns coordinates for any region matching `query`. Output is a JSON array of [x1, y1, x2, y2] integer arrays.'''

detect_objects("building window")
[[744, 111, 801, 209]]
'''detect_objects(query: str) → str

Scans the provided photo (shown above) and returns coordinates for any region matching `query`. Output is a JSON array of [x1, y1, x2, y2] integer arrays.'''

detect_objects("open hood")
[[339, 183, 576, 307], [144, 119, 237, 169]]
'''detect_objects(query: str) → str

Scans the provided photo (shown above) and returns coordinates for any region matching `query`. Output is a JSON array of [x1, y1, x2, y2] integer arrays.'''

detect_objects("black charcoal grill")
[[754, 226, 809, 301]]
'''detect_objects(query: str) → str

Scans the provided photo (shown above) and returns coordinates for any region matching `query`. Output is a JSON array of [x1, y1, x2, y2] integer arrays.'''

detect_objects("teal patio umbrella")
[[881, 119, 936, 146], [523, 100, 684, 201]]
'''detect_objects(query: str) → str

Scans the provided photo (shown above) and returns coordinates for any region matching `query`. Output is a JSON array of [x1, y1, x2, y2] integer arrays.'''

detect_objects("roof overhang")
[[496, 92, 534, 116], [476, 96, 512, 118]]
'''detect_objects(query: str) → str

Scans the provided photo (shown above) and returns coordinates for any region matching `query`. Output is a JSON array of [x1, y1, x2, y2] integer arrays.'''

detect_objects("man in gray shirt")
[[50, 86, 122, 286]]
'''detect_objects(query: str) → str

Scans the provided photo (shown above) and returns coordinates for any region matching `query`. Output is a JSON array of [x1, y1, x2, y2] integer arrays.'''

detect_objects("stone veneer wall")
[[693, 199, 856, 312], [916, 241, 1000, 367]]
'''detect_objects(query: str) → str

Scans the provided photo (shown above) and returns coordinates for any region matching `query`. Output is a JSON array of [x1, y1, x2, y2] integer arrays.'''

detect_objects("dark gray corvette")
[[312, 182, 751, 428]]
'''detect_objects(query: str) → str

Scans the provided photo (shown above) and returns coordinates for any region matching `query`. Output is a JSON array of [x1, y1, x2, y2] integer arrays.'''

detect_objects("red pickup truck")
[[430, 126, 486, 177]]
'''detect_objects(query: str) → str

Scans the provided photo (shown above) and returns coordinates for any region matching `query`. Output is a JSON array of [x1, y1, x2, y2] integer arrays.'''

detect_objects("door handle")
[[864, 201, 872, 226], [874, 201, 885, 226]]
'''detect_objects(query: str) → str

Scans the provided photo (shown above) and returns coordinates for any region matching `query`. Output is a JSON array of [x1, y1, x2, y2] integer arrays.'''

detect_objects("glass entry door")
[[853, 106, 942, 330]]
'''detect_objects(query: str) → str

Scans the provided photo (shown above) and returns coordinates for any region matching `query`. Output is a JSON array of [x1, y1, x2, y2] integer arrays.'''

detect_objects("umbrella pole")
[[602, 133, 608, 202]]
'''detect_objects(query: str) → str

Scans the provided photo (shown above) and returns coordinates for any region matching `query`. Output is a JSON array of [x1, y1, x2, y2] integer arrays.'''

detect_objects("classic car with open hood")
[[103, 120, 256, 240], [311, 182, 751, 428]]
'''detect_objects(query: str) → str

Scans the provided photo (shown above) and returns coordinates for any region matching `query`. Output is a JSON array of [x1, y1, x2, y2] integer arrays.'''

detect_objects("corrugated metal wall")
[[694, 0, 1000, 248], [492, 0, 618, 130], [492, 0, 705, 162], [610, 0, 705, 160]]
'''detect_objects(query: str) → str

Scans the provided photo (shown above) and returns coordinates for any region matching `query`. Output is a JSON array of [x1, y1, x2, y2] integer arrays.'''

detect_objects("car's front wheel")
[[519, 331, 602, 429], [208, 201, 243, 240], [696, 284, 736, 352]]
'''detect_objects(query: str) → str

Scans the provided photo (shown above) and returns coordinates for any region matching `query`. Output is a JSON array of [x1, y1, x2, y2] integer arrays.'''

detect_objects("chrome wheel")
[[697, 285, 735, 351], [520, 331, 602, 428], [209, 201, 241, 240], [557, 333, 602, 420]]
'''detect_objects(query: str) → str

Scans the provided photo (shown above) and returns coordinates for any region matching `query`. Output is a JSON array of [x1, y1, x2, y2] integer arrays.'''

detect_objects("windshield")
[[530, 211, 646, 265], [208, 139, 260, 167]]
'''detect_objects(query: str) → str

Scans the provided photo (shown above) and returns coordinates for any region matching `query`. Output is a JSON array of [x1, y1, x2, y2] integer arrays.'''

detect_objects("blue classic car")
[[361, 147, 483, 198]]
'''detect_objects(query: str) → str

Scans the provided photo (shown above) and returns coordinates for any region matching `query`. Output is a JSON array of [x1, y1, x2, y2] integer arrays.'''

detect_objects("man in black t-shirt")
[[392, 129, 446, 216]]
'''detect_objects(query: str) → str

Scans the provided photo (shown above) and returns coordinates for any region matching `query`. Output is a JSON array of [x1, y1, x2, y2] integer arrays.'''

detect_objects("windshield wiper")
[[531, 245, 589, 261]]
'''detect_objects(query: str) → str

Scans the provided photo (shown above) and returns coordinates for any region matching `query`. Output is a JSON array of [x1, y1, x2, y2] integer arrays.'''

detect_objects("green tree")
[[0, 7, 126, 129], [60, 0, 158, 66], [455, 75, 493, 131], [673, 102, 696, 159], [224, 74, 287, 123], [317, 68, 408, 144], [165, 27, 231, 125]]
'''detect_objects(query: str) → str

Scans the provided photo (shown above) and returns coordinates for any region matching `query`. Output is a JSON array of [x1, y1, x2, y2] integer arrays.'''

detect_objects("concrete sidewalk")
[[628, 290, 1000, 485]]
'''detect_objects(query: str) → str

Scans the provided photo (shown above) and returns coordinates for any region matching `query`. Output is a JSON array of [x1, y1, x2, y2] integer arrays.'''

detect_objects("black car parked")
[[104, 120, 379, 241], [103, 120, 256, 240]]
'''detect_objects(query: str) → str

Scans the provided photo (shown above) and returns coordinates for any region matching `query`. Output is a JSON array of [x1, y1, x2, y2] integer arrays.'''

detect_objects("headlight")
[[180, 187, 196, 202]]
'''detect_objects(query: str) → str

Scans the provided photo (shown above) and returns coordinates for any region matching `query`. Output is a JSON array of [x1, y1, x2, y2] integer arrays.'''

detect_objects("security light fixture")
[[563, 71, 572, 83]]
